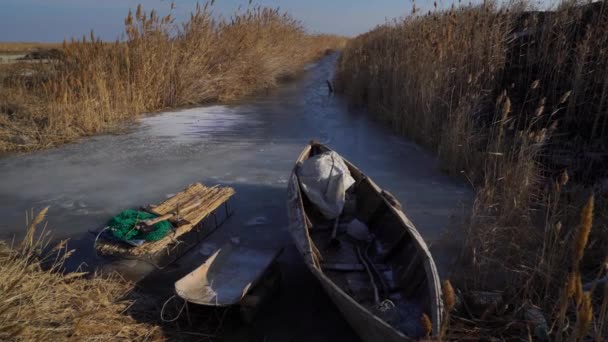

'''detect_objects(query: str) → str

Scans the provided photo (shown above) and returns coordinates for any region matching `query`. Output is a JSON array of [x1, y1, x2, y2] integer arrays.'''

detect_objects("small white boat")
[[175, 242, 281, 306]]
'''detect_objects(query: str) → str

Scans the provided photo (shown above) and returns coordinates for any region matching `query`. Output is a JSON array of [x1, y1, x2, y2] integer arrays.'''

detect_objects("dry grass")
[[0, 42, 61, 54], [0, 3, 346, 152], [0, 209, 163, 341], [1, 208, 252, 341], [336, 0, 608, 340]]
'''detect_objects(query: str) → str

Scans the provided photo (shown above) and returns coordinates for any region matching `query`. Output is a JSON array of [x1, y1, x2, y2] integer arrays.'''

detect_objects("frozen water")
[[0, 54, 473, 341]]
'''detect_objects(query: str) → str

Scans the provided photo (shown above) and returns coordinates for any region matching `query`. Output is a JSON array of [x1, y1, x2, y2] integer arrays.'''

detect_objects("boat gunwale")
[[288, 141, 443, 339]]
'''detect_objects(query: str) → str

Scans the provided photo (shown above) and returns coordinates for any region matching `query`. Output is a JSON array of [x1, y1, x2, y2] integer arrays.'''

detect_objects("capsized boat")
[[287, 142, 443, 341]]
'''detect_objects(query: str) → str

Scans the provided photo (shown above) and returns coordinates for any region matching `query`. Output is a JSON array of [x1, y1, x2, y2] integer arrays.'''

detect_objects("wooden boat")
[[175, 242, 282, 306], [174, 242, 283, 322], [95, 183, 235, 269], [287, 142, 443, 341]]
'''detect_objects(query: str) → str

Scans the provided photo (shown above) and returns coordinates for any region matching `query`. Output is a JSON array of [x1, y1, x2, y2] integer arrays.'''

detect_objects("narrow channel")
[[0, 54, 471, 341]]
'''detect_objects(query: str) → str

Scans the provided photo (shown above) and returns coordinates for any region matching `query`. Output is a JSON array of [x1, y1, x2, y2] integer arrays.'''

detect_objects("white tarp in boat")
[[297, 151, 355, 220]]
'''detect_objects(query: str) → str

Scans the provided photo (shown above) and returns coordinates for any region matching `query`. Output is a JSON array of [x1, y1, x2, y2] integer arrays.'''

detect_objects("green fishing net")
[[108, 209, 172, 242]]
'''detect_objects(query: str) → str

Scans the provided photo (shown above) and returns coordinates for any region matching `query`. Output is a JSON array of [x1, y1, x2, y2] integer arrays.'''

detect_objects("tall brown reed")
[[0, 209, 162, 341], [336, 0, 608, 339], [0, 3, 346, 152]]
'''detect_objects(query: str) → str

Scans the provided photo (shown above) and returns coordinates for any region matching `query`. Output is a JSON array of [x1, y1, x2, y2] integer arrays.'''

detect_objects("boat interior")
[[298, 144, 434, 338]]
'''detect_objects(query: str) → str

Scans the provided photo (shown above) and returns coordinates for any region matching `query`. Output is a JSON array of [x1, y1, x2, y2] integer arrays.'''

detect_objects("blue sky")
[[0, 0, 440, 42]]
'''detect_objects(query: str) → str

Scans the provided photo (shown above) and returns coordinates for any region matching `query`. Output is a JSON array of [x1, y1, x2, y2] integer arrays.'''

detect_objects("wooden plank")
[[96, 183, 235, 258], [136, 188, 234, 255], [151, 185, 215, 215], [151, 183, 208, 214]]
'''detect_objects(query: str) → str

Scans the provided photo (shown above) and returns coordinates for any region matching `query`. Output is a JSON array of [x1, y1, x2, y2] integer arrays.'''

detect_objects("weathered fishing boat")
[[287, 142, 443, 341], [95, 183, 235, 269]]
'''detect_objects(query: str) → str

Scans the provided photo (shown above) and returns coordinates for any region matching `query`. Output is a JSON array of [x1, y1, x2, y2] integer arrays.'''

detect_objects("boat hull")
[[287, 142, 442, 341]]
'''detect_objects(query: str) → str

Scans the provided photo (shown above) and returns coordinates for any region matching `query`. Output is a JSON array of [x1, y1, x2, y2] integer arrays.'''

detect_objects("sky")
[[0, 0, 440, 42]]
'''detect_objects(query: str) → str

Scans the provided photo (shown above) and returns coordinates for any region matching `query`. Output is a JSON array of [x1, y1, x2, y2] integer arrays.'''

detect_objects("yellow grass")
[[0, 3, 346, 152], [336, 0, 608, 339], [0, 210, 162, 341]]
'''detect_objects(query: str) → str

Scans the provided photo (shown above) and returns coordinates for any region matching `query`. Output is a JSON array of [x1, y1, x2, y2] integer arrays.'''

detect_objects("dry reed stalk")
[[421, 313, 432, 338], [0, 210, 163, 341], [573, 195, 594, 268], [575, 292, 593, 341], [336, 0, 608, 339], [443, 280, 456, 312], [440, 280, 456, 339], [0, 3, 347, 152]]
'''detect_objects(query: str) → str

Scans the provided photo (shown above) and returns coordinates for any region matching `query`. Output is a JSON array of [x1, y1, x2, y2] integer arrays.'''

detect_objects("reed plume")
[[574, 271, 584, 308], [567, 272, 577, 298], [20, 207, 48, 251], [336, 1, 608, 340], [421, 313, 432, 338], [573, 195, 594, 268], [443, 280, 456, 312]]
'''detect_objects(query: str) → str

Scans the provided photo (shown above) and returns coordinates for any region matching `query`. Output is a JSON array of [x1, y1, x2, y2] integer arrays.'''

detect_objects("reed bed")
[[1, 209, 252, 341], [336, 0, 608, 340], [0, 209, 162, 341], [0, 3, 346, 152]]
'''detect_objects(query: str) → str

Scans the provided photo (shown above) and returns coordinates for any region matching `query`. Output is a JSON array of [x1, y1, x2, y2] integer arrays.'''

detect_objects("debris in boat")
[[245, 216, 269, 226], [298, 150, 357, 244], [297, 150, 355, 220], [346, 219, 371, 241], [230, 236, 241, 245], [288, 142, 443, 340]]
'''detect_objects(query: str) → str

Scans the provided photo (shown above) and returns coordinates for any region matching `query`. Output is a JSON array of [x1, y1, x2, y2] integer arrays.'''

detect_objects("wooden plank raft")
[[95, 183, 235, 268]]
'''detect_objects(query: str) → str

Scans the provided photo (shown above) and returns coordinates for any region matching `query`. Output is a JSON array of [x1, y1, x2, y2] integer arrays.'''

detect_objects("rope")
[[160, 295, 187, 323], [365, 238, 389, 298], [356, 245, 380, 305], [378, 299, 396, 313], [357, 239, 397, 314], [93, 226, 111, 254]]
